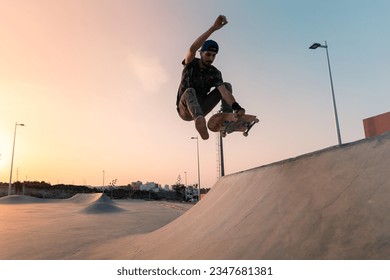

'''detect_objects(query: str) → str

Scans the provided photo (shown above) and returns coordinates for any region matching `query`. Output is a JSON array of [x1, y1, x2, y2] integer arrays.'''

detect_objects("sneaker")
[[195, 116, 209, 140]]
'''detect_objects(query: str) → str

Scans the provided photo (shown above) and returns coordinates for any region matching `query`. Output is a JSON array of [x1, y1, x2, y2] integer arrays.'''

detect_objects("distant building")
[[363, 112, 390, 138], [140, 182, 158, 192], [130, 181, 142, 191]]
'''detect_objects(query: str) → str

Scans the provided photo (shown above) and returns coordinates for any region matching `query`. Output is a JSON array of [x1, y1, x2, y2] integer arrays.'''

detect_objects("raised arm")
[[184, 15, 228, 65]]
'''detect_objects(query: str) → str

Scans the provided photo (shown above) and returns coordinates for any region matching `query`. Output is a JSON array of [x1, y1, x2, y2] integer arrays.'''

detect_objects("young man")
[[176, 15, 245, 140]]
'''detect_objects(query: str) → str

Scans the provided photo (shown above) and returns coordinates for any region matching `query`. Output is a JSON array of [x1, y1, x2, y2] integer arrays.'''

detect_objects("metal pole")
[[191, 137, 201, 201], [219, 106, 225, 177], [102, 170, 105, 192], [8, 123, 24, 196], [324, 41, 342, 145], [196, 137, 200, 201], [219, 133, 225, 177]]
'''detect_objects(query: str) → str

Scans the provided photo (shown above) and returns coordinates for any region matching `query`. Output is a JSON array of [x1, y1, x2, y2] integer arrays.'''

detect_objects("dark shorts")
[[177, 82, 232, 121]]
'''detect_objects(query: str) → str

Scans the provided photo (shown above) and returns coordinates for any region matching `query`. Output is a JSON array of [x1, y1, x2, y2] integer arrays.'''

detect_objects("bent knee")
[[223, 82, 232, 92], [182, 88, 197, 99]]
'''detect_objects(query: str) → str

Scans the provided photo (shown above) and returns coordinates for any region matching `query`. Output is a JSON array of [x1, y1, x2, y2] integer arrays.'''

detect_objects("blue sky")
[[1, 0, 389, 187]]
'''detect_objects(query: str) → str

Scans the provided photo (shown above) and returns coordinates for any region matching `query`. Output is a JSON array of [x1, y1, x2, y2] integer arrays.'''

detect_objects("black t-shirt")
[[176, 58, 223, 107]]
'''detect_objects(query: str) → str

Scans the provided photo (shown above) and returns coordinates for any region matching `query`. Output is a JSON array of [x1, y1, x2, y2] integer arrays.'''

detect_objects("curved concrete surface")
[[83, 132, 390, 259]]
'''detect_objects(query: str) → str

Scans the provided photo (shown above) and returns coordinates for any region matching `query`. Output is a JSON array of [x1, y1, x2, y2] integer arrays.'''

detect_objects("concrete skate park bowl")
[[79, 131, 390, 260], [1, 132, 389, 260], [0, 193, 188, 259]]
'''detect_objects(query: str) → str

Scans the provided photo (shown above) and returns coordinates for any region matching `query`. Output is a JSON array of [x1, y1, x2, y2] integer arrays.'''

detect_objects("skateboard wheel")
[[243, 132, 248, 137]]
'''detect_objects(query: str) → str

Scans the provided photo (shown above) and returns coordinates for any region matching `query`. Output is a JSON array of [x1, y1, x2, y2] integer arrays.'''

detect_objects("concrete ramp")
[[65, 193, 125, 214], [0, 195, 47, 204], [65, 193, 108, 204], [119, 132, 390, 259], [80, 202, 125, 214]]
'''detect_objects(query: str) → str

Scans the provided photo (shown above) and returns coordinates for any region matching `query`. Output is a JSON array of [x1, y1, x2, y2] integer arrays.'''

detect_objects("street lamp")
[[309, 41, 342, 145], [218, 107, 225, 177], [8, 122, 25, 196], [102, 170, 105, 192], [191, 136, 201, 201]]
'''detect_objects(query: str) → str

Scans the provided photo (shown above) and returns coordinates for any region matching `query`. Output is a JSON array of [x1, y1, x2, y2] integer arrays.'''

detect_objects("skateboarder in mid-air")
[[176, 15, 245, 140]]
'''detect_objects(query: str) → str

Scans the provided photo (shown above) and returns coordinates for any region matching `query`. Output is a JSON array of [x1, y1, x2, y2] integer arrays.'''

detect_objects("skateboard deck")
[[207, 112, 259, 137]]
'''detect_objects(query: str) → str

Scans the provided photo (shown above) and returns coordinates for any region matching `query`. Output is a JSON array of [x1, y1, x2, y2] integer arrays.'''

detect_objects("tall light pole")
[[219, 134, 225, 177], [309, 41, 342, 145], [8, 122, 25, 196], [218, 107, 225, 177], [102, 170, 105, 192], [191, 136, 201, 201]]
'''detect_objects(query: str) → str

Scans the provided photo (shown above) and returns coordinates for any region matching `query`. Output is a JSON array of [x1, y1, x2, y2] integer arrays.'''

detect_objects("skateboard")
[[207, 112, 259, 137]]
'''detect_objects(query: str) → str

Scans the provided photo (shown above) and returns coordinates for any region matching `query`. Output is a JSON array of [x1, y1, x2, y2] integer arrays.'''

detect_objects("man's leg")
[[177, 88, 209, 140], [201, 82, 233, 115]]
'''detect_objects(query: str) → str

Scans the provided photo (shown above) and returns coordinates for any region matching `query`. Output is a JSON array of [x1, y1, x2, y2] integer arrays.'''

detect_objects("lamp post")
[[218, 107, 225, 177], [8, 122, 25, 196], [191, 136, 201, 201], [102, 170, 105, 192], [219, 134, 225, 177], [309, 41, 342, 145]]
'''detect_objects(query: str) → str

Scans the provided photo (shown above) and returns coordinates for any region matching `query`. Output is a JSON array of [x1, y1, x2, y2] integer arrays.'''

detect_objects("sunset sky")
[[1, 0, 389, 188]]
